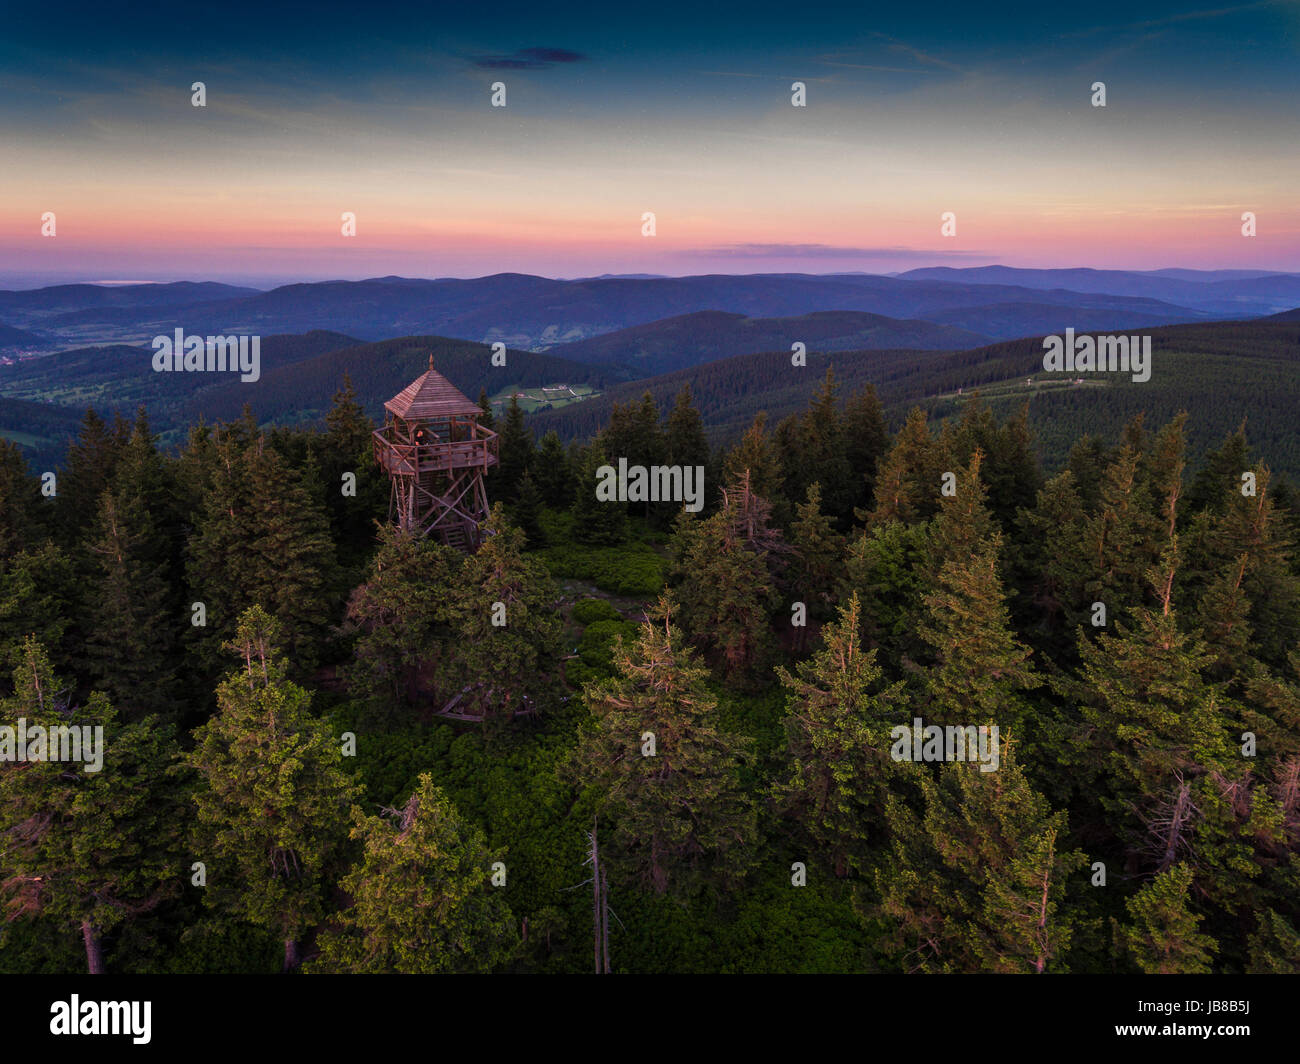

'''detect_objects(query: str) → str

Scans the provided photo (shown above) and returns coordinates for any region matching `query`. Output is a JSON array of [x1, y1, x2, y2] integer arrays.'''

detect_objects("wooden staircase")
[[440, 523, 471, 552]]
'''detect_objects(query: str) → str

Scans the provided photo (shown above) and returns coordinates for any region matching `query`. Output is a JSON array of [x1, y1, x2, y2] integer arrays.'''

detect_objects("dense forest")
[[1, 369, 1298, 974], [533, 321, 1300, 480]]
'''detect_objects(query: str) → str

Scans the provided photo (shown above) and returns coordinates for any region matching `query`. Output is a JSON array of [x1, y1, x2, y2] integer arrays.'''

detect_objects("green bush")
[[540, 543, 666, 596], [576, 618, 640, 676], [572, 598, 622, 625]]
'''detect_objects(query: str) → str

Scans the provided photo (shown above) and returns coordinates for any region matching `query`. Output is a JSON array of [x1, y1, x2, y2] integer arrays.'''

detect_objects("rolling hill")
[[543, 309, 989, 375], [0, 271, 1231, 353], [896, 266, 1300, 315], [529, 319, 1300, 479], [175, 335, 628, 431]]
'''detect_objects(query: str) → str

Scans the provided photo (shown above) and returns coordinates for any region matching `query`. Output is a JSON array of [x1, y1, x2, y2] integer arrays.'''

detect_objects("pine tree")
[[0, 638, 183, 973], [312, 773, 516, 973], [568, 595, 757, 897], [186, 607, 360, 971], [774, 594, 905, 876], [1115, 863, 1217, 973]]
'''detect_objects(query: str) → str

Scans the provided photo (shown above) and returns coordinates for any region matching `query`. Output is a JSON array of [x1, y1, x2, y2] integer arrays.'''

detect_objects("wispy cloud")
[[872, 33, 964, 73], [1062, 1, 1281, 37], [685, 243, 986, 260], [469, 47, 586, 70]]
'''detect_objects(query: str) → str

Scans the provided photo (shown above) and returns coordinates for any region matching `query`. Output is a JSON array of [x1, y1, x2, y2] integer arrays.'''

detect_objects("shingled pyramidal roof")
[[384, 354, 482, 419]]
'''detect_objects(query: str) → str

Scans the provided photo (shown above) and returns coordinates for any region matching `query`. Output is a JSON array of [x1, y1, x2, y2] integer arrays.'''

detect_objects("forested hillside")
[[533, 320, 1300, 479], [2, 372, 1297, 975], [543, 309, 989, 374]]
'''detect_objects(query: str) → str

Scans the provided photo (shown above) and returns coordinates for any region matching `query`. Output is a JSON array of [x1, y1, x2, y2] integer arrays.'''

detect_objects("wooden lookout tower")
[[372, 355, 499, 550]]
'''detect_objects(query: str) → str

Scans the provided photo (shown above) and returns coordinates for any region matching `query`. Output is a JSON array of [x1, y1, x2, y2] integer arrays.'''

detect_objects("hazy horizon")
[[2, 262, 1298, 293]]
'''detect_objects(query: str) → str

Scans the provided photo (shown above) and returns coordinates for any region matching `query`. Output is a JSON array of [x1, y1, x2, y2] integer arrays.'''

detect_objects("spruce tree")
[[0, 543, 80, 677], [721, 413, 786, 520], [671, 474, 782, 687], [187, 429, 339, 676], [864, 407, 942, 528], [1115, 863, 1216, 974], [775, 368, 854, 522], [842, 383, 889, 516], [319, 374, 384, 563], [56, 408, 129, 544], [875, 738, 1083, 973], [446, 505, 563, 729], [774, 593, 905, 876], [1064, 543, 1233, 860], [186, 607, 360, 971], [0, 439, 45, 565], [665, 384, 710, 471], [570, 440, 626, 545], [476, 388, 496, 432], [312, 773, 516, 973], [788, 482, 843, 645], [534, 430, 573, 508], [344, 525, 461, 715], [497, 396, 535, 501], [568, 595, 757, 897], [511, 469, 545, 547], [0, 639, 183, 973], [915, 453, 1039, 737], [85, 489, 181, 722]]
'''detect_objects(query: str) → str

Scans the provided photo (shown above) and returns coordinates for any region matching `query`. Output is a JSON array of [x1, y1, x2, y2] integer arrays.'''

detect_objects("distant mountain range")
[[1, 268, 1296, 476], [5, 268, 1295, 356], [895, 266, 1300, 315]]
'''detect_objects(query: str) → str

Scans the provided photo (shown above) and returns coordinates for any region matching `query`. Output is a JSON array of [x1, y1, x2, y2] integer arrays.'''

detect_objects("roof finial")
[[428, 353, 434, 372]]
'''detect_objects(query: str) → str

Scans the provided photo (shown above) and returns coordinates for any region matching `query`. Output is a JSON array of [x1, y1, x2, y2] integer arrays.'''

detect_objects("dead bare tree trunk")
[[591, 821, 611, 974], [82, 920, 104, 975], [283, 938, 301, 972], [601, 865, 610, 975]]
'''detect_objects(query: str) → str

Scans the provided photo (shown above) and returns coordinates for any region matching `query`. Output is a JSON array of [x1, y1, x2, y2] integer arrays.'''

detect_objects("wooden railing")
[[372, 428, 499, 475]]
